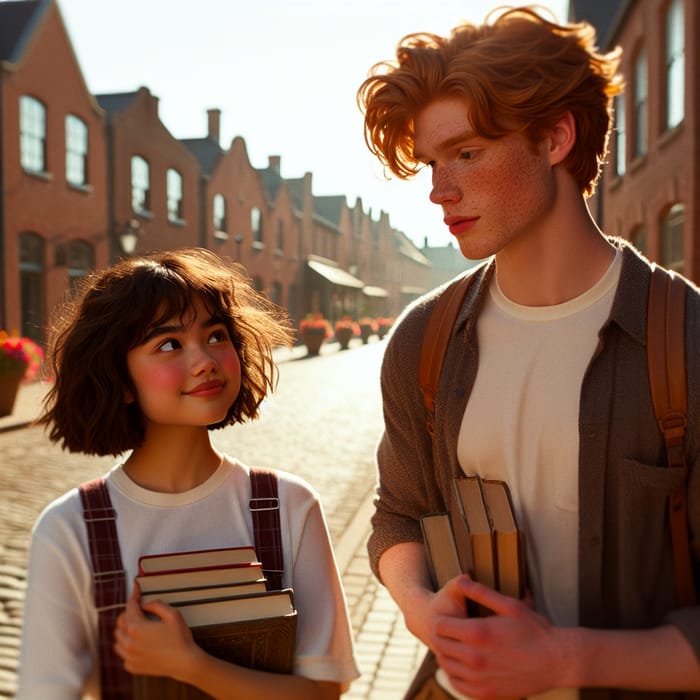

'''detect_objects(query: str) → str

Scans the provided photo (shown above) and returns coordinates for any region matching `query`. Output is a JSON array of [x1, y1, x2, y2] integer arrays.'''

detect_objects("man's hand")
[[432, 576, 572, 699]]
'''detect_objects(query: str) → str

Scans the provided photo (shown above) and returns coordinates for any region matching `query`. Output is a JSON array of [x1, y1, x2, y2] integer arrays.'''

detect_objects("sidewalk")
[[0, 367, 426, 698]]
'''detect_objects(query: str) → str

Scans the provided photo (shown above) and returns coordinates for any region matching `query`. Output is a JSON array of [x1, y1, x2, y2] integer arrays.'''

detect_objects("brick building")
[[0, 0, 432, 345], [571, 0, 699, 282]]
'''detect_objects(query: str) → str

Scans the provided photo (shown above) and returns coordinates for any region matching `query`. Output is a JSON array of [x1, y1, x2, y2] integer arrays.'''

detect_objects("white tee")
[[17, 456, 359, 699], [442, 252, 621, 700]]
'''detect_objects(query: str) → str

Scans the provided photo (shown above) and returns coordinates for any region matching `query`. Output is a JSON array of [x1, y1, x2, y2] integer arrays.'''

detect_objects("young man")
[[358, 6, 700, 699]]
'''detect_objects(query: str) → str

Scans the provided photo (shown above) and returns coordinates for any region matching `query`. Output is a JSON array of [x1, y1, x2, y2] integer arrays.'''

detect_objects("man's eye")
[[460, 151, 474, 160]]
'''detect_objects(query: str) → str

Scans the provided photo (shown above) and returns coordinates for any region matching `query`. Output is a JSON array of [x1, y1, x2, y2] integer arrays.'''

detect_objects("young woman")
[[17, 248, 359, 699]]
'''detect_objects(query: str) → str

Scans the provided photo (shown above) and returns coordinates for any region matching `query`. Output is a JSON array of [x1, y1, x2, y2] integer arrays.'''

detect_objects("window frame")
[[65, 114, 89, 186], [19, 95, 47, 173], [131, 155, 151, 214]]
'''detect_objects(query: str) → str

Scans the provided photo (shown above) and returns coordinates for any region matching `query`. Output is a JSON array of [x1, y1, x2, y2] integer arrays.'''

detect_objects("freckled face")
[[126, 296, 241, 429], [413, 97, 557, 260]]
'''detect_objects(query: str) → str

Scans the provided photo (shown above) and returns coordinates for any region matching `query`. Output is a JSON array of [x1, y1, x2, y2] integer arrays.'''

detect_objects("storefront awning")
[[363, 286, 389, 298], [308, 259, 365, 289]]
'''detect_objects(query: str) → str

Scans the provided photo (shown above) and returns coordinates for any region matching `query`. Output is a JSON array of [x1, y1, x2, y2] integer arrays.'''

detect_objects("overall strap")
[[418, 272, 476, 439], [79, 478, 131, 700], [647, 265, 696, 607], [249, 468, 284, 591]]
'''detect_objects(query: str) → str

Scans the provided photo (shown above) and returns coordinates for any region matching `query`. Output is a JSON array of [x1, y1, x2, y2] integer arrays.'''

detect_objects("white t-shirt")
[[439, 252, 621, 700], [17, 456, 359, 699]]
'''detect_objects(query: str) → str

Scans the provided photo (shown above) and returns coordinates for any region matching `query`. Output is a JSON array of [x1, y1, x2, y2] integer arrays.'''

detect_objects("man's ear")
[[547, 110, 576, 166]]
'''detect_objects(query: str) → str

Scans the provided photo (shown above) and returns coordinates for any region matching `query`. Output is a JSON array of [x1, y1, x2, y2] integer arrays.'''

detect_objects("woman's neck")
[[123, 427, 223, 493]]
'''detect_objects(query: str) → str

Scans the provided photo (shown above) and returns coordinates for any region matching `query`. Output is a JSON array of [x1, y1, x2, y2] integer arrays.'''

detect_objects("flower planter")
[[301, 328, 326, 356], [359, 324, 373, 344], [0, 370, 24, 417], [335, 326, 354, 350]]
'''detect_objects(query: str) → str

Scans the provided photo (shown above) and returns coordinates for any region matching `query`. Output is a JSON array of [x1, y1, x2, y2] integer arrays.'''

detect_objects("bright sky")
[[56, 0, 569, 248]]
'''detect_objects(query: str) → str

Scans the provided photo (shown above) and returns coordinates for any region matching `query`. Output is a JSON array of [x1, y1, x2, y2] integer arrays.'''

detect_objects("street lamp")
[[119, 219, 141, 256], [234, 233, 244, 261]]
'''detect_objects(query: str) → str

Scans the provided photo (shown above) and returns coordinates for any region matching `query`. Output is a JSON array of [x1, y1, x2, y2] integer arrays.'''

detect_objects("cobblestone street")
[[0, 338, 425, 698]]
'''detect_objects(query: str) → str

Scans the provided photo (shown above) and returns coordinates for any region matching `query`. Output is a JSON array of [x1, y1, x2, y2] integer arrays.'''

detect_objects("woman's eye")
[[158, 339, 180, 352], [208, 329, 229, 344]]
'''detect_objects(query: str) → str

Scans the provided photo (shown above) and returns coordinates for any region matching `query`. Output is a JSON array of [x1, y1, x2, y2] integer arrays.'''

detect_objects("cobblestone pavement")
[[0, 338, 425, 698]]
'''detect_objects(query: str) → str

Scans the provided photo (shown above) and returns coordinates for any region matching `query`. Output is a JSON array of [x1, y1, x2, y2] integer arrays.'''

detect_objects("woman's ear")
[[124, 387, 135, 404], [547, 110, 576, 166]]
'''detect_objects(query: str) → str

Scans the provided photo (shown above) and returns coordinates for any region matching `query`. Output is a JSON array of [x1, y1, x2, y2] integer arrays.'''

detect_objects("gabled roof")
[[394, 229, 431, 266], [258, 166, 283, 202], [181, 137, 223, 176], [95, 91, 139, 115], [0, 0, 47, 63], [313, 195, 346, 228], [285, 177, 306, 212]]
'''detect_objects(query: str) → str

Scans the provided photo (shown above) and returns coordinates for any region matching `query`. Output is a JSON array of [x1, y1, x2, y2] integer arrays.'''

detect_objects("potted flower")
[[298, 313, 332, 356], [358, 317, 377, 344], [0, 331, 44, 417], [376, 316, 395, 340], [334, 316, 360, 350]]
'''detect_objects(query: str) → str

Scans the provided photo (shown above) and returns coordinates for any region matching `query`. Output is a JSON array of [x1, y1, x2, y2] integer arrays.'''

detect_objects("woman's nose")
[[191, 346, 217, 374]]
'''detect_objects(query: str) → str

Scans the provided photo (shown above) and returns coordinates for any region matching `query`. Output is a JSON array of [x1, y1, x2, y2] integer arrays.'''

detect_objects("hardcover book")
[[132, 589, 297, 699], [420, 512, 462, 590], [140, 579, 268, 606], [135, 561, 264, 594], [138, 545, 258, 574]]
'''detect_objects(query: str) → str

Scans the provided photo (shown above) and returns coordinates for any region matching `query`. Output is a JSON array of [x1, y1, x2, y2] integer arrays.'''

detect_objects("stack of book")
[[132, 546, 296, 699], [421, 477, 526, 608]]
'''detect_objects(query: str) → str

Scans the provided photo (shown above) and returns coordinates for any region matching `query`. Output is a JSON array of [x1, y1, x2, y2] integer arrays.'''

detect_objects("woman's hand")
[[114, 584, 204, 680]]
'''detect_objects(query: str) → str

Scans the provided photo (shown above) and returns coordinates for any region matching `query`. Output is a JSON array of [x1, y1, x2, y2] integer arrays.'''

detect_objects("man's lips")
[[185, 380, 224, 396], [444, 215, 479, 236]]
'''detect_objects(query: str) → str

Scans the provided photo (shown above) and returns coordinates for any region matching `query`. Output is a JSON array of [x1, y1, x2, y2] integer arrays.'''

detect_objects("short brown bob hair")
[[357, 5, 623, 195], [38, 247, 293, 456]]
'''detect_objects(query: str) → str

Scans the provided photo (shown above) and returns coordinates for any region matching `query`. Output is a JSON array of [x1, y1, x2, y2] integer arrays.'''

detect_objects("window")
[[19, 232, 45, 344], [661, 203, 684, 273], [270, 281, 282, 307], [131, 156, 150, 213], [65, 115, 88, 186], [167, 168, 183, 222], [251, 207, 263, 243], [67, 240, 95, 293], [632, 50, 647, 158], [614, 94, 626, 176], [213, 193, 227, 238], [20, 96, 46, 173], [276, 220, 285, 252], [665, 0, 684, 130]]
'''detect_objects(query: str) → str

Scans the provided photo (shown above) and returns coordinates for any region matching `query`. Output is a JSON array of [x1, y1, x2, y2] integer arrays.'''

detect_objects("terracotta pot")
[[359, 324, 373, 344], [335, 327, 353, 350], [0, 370, 24, 417], [301, 328, 326, 356]]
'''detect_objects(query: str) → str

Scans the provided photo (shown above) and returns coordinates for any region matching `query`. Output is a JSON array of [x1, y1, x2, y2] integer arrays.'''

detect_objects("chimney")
[[207, 108, 221, 144], [269, 155, 281, 173]]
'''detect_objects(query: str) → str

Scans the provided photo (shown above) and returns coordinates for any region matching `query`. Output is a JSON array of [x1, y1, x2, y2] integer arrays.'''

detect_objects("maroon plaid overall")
[[79, 467, 283, 700]]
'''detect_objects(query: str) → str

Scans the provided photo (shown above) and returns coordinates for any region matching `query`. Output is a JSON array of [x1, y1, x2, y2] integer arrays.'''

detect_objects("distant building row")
[[0, 0, 466, 344]]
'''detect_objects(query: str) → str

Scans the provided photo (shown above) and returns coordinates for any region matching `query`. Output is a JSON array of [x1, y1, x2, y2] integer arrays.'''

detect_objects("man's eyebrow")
[[414, 129, 478, 160]]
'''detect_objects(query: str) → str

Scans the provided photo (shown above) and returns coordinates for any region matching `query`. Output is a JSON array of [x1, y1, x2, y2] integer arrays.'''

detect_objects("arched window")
[[131, 156, 150, 213], [213, 193, 227, 239], [167, 168, 184, 222], [65, 115, 88, 186], [20, 96, 46, 173], [632, 50, 647, 158], [665, 0, 685, 130], [251, 207, 263, 243], [19, 232, 45, 344], [661, 203, 685, 273], [67, 240, 95, 293], [614, 94, 626, 176]]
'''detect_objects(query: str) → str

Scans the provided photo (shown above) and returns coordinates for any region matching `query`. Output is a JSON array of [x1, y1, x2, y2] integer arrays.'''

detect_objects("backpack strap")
[[79, 478, 131, 700], [249, 468, 284, 591], [647, 265, 696, 607], [418, 273, 476, 438]]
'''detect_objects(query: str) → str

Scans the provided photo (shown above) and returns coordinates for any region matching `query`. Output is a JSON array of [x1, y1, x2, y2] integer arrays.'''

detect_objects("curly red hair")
[[357, 5, 623, 195]]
